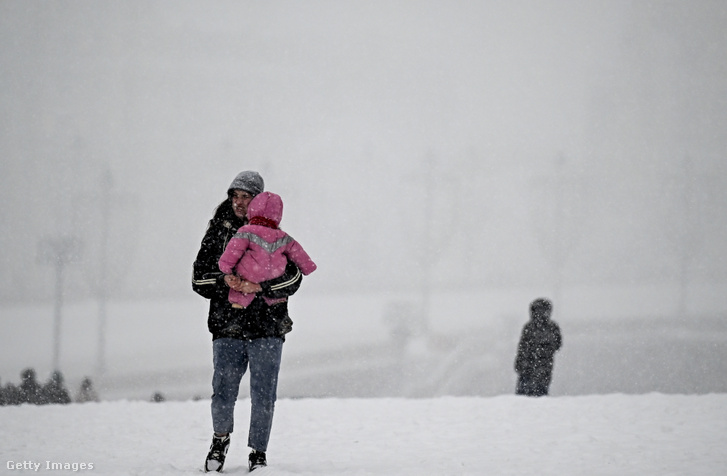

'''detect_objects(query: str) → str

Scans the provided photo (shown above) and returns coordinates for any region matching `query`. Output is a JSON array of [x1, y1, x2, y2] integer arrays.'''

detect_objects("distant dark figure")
[[0, 379, 5, 406], [76, 377, 100, 403], [151, 391, 166, 402], [19, 368, 44, 404], [43, 370, 72, 405], [515, 298, 562, 397]]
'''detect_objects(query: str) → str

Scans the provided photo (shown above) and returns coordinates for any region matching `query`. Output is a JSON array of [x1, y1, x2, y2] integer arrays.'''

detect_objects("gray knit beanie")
[[228, 171, 264, 196]]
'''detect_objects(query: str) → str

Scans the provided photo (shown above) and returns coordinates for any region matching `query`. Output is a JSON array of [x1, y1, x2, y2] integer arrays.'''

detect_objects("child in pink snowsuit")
[[218, 191, 316, 308]]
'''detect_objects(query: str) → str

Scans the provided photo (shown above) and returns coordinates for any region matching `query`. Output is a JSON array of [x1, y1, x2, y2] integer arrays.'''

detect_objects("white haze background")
[[1, 1, 727, 400]]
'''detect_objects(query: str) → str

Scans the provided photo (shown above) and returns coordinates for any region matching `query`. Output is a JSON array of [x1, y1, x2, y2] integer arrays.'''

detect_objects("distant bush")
[[0, 369, 99, 406]]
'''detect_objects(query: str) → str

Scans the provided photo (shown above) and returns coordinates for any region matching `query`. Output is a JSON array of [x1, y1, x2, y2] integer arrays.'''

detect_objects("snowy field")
[[1, 393, 726, 475], [2, 285, 727, 401], [2, 289, 727, 475]]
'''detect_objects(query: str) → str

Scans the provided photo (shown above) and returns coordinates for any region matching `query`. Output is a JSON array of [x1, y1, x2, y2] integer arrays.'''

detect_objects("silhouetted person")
[[43, 370, 71, 405], [19, 368, 44, 404], [75, 377, 100, 403], [515, 298, 562, 396]]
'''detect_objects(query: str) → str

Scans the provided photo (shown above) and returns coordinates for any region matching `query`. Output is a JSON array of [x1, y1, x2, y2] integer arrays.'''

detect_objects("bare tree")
[[37, 235, 82, 371]]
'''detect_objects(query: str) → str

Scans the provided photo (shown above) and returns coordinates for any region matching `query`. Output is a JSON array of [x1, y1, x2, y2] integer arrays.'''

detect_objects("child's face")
[[231, 190, 254, 219]]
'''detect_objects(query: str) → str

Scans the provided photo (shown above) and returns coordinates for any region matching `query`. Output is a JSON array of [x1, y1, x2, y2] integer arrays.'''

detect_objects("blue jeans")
[[211, 337, 284, 452]]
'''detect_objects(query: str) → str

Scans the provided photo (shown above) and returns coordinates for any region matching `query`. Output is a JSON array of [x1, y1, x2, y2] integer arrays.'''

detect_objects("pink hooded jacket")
[[219, 191, 316, 308]]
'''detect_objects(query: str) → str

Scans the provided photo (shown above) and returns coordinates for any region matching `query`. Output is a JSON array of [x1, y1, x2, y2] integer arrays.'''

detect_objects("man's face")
[[231, 190, 254, 219]]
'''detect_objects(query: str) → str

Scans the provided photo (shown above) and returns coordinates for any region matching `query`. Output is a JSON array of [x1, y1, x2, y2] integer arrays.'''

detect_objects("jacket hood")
[[529, 298, 552, 322], [246, 191, 283, 226]]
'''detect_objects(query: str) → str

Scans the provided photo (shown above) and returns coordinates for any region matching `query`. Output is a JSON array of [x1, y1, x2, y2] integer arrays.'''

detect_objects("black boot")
[[205, 434, 230, 472], [248, 449, 267, 472]]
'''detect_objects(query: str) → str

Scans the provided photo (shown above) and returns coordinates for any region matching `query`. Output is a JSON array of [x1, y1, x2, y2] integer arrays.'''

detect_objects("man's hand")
[[224, 275, 262, 294], [237, 280, 262, 294], [224, 274, 242, 289]]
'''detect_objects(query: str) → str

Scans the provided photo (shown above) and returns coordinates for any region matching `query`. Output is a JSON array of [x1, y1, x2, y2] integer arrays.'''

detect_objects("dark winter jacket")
[[515, 314, 562, 385], [192, 215, 302, 341]]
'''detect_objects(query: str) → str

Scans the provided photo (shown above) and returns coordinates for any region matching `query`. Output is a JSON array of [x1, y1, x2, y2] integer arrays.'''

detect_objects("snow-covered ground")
[[2, 393, 726, 475], [2, 286, 727, 401], [2, 290, 726, 474]]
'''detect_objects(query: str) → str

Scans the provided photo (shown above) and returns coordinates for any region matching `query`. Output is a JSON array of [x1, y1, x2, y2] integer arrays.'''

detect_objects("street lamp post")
[[38, 236, 81, 371]]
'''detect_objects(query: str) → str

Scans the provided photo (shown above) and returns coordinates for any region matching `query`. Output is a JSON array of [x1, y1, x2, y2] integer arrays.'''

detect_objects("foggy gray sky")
[[1, 0, 726, 305]]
